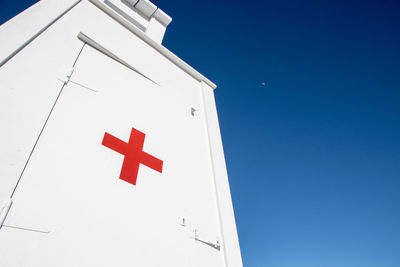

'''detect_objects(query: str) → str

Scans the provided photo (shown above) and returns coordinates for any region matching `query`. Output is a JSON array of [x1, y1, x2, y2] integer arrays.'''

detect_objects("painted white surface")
[[135, 0, 157, 17], [201, 82, 244, 267], [88, 0, 216, 89], [153, 8, 172, 27], [103, 0, 149, 31], [0, 0, 242, 266], [0, 0, 80, 66], [146, 16, 167, 44], [0, 6, 85, 203], [1, 45, 221, 266], [0, 198, 13, 229]]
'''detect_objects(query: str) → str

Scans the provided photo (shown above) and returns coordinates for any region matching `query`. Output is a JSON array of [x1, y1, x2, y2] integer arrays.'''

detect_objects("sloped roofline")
[[0, 0, 217, 89]]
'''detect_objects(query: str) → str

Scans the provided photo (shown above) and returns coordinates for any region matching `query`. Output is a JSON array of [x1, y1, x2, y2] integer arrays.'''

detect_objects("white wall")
[[0, 1, 242, 266]]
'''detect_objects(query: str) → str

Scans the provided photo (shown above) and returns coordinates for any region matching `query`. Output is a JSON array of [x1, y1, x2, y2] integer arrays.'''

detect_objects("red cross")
[[102, 128, 163, 186]]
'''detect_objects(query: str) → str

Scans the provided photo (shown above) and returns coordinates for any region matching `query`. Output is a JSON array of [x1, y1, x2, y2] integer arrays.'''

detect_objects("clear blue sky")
[[1, 0, 400, 266]]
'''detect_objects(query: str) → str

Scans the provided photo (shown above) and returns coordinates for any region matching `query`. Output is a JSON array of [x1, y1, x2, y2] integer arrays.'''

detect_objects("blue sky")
[[1, 0, 400, 266]]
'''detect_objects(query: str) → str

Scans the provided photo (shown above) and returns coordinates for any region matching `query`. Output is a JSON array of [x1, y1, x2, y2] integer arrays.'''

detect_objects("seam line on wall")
[[10, 43, 86, 198]]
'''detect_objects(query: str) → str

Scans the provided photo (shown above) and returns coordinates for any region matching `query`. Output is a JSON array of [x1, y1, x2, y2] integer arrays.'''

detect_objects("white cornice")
[[89, 0, 217, 89]]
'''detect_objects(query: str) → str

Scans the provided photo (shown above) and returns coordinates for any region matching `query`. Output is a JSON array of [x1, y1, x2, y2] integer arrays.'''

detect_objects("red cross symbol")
[[102, 128, 163, 186]]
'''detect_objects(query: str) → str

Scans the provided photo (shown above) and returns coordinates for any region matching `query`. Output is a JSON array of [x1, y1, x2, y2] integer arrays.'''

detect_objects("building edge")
[[0, 0, 217, 90]]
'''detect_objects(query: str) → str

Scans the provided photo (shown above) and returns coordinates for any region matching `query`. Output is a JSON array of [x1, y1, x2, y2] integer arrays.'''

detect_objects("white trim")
[[153, 8, 172, 27], [88, 0, 217, 90], [200, 81, 243, 267], [77, 32, 158, 85], [0, 0, 216, 89], [200, 82, 228, 266]]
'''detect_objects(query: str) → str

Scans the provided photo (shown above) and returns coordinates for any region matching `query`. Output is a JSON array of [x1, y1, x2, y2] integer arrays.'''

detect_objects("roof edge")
[[89, 0, 217, 89]]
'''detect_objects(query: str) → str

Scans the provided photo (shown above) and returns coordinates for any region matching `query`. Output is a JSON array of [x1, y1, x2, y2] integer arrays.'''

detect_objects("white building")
[[0, 0, 242, 266]]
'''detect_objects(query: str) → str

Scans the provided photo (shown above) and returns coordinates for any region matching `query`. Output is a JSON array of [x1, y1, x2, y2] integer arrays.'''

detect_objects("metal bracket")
[[179, 216, 186, 226], [59, 67, 74, 84], [193, 228, 221, 250], [0, 198, 13, 230]]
